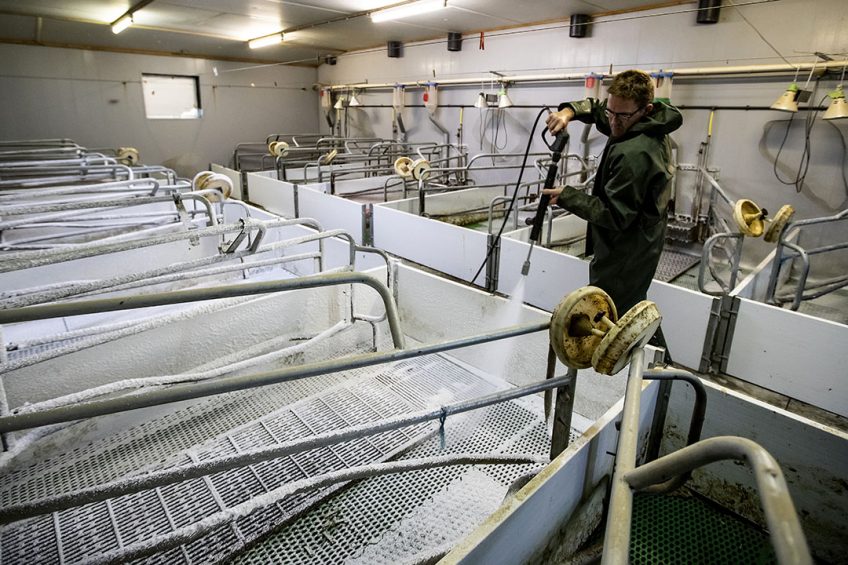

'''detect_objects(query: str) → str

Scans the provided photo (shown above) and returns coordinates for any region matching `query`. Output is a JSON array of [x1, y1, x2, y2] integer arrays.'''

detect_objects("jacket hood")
[[627, 100, 683, 137]]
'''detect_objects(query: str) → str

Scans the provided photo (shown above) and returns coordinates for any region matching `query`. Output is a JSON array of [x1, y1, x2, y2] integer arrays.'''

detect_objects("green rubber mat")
[[630, 492, 777, 564]]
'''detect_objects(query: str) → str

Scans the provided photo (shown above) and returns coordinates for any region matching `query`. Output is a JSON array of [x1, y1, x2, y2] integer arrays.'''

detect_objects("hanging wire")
[[493, 108, 509, 152], [769, 83, 826, 193], [721, 1, 798, 70]]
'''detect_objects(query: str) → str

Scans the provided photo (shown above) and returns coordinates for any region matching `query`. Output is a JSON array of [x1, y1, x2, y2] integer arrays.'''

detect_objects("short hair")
[[608, 70, 654, 107]]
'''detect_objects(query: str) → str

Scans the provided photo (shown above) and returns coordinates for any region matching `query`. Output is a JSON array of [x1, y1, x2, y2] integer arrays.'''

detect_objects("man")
[[544, 69, 682, 318]]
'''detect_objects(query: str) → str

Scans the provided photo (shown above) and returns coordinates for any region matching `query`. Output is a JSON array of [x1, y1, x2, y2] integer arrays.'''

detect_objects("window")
[[142, 74, 202, 119]]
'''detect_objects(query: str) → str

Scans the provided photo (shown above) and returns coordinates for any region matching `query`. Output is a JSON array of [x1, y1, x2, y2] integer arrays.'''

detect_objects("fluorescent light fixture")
[[248, 32, 284, 49], [111, 14, 133, 34], [371, 0, 446, 23]]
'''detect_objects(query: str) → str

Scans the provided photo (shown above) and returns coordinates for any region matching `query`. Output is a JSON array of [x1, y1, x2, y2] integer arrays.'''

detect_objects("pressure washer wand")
[[521, 130, 570, 276]]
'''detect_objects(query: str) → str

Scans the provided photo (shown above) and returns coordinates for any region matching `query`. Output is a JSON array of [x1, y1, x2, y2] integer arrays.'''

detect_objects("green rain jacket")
[[556, 98, 683, 313]]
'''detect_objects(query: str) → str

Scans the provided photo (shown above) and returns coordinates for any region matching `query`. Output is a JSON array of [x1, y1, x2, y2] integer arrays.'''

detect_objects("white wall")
[[318, 0, 848, 274], [0, 44, 319, 177]]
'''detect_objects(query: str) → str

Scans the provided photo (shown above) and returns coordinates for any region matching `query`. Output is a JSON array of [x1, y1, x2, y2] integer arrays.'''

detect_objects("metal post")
[[601, 347, 645, 565], [550, 365, 578, 459]]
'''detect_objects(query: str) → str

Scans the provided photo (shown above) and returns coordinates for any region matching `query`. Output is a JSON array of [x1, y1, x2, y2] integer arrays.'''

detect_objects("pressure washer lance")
[[521, 130, 570, 276]]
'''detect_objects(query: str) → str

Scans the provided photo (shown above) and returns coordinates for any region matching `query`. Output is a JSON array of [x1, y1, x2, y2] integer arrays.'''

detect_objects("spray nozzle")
[[521, 241, 535, 276]]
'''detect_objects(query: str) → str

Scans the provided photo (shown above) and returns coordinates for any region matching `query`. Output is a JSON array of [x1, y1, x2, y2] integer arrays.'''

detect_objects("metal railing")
[[601, 348, 812, 565], [765, 208, 848, 310]]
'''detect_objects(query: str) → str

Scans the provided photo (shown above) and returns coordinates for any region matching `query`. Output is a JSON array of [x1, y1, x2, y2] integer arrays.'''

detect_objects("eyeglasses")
[[604, 106, 644, 122]]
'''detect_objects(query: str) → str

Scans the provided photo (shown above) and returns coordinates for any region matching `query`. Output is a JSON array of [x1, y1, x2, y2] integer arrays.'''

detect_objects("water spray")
[[521, 130, 570, 276]]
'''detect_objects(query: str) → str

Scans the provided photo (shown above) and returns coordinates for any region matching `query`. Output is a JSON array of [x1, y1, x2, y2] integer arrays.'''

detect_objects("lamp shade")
[[771, 83, 799, 112], [349, 93, 361, 107], [474, 92, 487, 109], [823, 85, 848, 120], [497, 87, 513, 109], [333, 96, 345, 110]]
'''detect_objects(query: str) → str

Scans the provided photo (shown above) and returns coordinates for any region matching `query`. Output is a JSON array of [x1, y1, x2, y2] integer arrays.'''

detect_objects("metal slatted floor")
[[1, 352, 563, 564]]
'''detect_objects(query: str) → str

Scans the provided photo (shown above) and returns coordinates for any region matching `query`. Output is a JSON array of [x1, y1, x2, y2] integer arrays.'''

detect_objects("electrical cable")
[[470, 107, 551, 285], [826, 120, 848, 208], [770, 89, 829, 193], [726, 0, 795, 69], [493, 109, 509, 152]]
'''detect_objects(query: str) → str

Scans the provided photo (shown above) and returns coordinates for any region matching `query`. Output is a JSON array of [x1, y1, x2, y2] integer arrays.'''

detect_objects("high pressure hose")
[[522, 129, 570, 275], [470, 107, 554, 286]]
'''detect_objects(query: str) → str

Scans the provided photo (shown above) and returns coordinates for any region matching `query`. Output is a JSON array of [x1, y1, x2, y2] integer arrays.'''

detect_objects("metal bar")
[[624, 436, 812, 565], [600, 347, 645, 565], [780, 240, 811, 310], [0, 217, 320, 273], [0, 270, 401, 337], [640, 369, 708, 494], [0, 319, 549, 433], [83, 453, 546, 565], [698, 232, 744, 296], [0, 371, 564, 523]]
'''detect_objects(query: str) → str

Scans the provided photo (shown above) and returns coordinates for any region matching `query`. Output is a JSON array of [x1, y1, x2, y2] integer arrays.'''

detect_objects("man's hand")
[[541, 186, 564, 205], [546, 108, 574, 134]]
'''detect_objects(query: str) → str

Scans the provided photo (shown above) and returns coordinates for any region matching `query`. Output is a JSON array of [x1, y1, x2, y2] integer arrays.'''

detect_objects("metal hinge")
[[705, 294, 740, 374]]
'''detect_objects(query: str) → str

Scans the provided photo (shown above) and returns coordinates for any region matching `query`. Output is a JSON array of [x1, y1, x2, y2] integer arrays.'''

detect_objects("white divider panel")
[[246, 173, 296, 217], [445, 379, 660, 564], [662, 378, 848, 563], [329, 174, 396, 198], [646, 282, 715, 370], [298, 183, 366, 244], [498, 237, 589, 310], [210, 163, 243, 200], [726, 298, 848, 417], [421, 185, 507, 213], [499, 237, 713, 370], [373, 204, 490, 284], [394, 264, 550, 385], [503, 212, 588, 247]]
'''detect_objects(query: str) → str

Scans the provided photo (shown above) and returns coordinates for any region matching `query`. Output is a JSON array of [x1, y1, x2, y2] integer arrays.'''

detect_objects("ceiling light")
[[109, 0, 155, 35], [823, 85, 848, 120], [771, 82, 799, 113], [248, 32, 284, 49], [111, 14, 133, 34], [371, 0, 446, 23]]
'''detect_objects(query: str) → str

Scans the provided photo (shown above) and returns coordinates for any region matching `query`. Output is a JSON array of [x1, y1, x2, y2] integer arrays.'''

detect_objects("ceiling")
[[0, 0, 672, 66]]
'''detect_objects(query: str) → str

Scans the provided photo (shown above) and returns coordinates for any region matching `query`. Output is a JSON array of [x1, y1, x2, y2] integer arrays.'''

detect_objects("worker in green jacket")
[[544, 70, 683, 317]]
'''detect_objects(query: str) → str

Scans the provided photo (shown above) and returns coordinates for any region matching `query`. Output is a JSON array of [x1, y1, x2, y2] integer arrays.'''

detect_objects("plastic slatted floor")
[[1, 353, 562, 564], [630, 491, 776, 564]]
